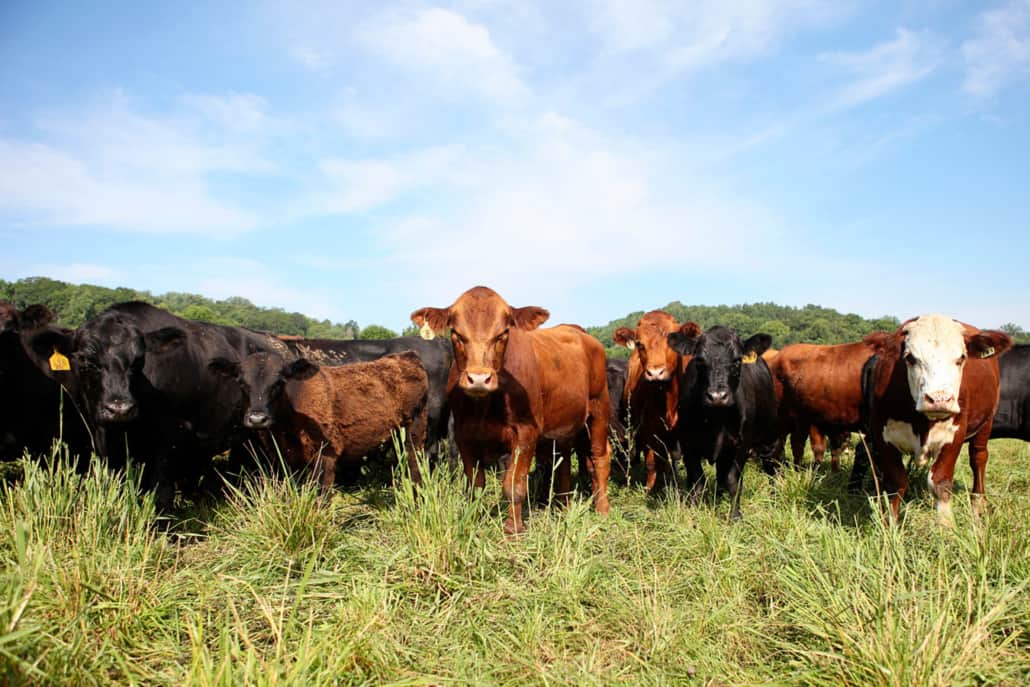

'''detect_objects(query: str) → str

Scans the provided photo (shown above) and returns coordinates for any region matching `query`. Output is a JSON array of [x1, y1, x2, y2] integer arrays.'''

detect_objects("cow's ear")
[[26, 328, 74, 368], [863, 331, 900, 355], [667, 331, 697, 356], [283, 358, 319, 380], [145, 327, 186, 354], [966, 330, 1013, 359], [613, 327, 635, 349], [208, 357, 240, 379], [410, 307, 450, 334], [19, 304, 55, 330], [678, 321, 702, 339], [511, 306, 549, 330], [742, 333, 773, 358]]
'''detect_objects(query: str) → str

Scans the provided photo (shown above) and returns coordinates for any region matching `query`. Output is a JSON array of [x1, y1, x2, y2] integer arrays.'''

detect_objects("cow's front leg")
[[929, 430, 965, 528], [502, 439, 535, 536], [456, 435, 486, 491], [716, 442, 747, 521]]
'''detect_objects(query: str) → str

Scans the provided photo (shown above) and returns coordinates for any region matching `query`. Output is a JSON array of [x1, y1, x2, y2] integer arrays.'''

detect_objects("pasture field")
[[0, 439, 1028, 686]]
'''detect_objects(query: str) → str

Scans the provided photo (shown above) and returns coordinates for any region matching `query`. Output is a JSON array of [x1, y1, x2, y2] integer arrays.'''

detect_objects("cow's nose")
[[466, 372, 493, 387], [245, 412, 271, 428], [706, 390, 730, 405], [924, 392, 954, 406], [104, 400, 134, 416], [645, 367, 667, 381]]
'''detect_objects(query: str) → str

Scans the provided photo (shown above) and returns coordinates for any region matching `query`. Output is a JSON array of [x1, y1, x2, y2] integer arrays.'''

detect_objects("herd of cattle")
[[1, 286, 1028, 534]]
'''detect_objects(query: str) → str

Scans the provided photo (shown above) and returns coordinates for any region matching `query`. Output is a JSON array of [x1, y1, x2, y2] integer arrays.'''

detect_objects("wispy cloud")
[[962, 0, 1030, 98], [355, 7, 529, 104], [0, 91, 275, 236], [821, 28, 943, 111]]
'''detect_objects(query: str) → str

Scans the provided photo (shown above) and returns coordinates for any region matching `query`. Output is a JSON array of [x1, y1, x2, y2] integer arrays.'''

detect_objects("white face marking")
[[902, 315, 967, 417]]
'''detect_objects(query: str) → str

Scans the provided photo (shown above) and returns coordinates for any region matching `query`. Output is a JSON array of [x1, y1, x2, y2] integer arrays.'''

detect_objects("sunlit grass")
[[0, 437, 1027, 685]]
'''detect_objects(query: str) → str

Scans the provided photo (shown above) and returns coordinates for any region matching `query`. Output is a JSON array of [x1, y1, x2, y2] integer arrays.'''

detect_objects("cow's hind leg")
[[585, 413, 611, 516], [809, 426, 827, 467], [968, 423, 991, 519]]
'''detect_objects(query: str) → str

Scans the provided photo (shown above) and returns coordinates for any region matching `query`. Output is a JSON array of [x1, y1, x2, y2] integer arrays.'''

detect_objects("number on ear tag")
[[741, 351, 757, 364], [980, 346, 995, 359], [419, 321, 435, 340], [49, 349, 71, 371]]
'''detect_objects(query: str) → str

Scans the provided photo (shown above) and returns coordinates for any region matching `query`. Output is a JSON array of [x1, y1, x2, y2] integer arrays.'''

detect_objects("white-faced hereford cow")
[[614, 311, 701, 492], [412, 286, 612, 536], [862, 314, 1012, 525]]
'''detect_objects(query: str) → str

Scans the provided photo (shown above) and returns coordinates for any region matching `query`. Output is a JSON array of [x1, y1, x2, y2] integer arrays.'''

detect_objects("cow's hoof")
[[503, 517, 526, 538]]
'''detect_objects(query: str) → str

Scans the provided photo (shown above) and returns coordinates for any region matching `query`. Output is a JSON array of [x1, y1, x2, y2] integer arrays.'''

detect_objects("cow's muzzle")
[[460, 368, 498, 397], [917, 392, 959, 419], [704, 389, 732, 408], [644, 366, 671, 382], [244, 412, 273, 429], [100, 399, 137, 423]]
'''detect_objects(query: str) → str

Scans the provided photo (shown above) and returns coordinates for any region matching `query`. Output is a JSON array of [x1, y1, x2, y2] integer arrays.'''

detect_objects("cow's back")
[[286, 352, 429, 460], [771, 341, 872, 426], [526, 325, 607, 438]]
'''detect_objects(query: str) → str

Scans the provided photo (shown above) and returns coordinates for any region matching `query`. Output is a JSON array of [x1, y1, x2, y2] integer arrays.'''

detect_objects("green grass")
[[0, 439, 1028, 685]]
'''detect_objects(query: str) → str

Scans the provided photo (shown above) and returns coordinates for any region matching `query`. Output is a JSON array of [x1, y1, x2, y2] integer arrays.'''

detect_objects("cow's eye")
[[496, 329, 509, 343], [956, 355, 966, 366], [904, 352, 917, 365], [451, 331, 466, 345]]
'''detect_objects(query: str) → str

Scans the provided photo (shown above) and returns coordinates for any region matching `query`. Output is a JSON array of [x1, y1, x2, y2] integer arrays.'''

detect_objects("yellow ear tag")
[[419, 321, 435, 340], [49, 349, 71, 372], [980, 346, 995, 359], [741, 351, 758, 365]]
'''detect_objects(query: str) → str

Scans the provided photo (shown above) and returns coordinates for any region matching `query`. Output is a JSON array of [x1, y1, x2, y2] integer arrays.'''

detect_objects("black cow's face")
[[209, 353, 318, 429], [73, 316, 185, 424], [670, 326, 771, 409]]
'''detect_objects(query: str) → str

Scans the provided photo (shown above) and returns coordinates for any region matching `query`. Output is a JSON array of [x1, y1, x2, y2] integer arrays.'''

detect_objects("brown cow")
[[768, 341, 877, 471], [862, 314, 1011, 525], [209, 351, 429, 490], [613, 311, 700, 492], [412, 286, 611, 536]]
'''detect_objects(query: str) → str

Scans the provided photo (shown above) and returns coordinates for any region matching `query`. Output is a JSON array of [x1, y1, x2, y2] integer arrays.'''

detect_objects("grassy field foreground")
[[0, 440, 1028, 686]]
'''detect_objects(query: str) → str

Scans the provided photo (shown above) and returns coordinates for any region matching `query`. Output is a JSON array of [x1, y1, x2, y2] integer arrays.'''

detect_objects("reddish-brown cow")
[[412, 286, 611, 536], [768, 341, 876, 470], [863, 314, 1011, 525], [613, 311, 700, 492]]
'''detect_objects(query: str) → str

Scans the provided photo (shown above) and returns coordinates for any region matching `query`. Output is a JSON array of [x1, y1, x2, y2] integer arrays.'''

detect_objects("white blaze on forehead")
[[902, 314, 967, 413]]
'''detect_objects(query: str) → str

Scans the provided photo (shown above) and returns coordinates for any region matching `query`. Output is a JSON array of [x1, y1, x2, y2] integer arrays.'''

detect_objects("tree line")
[[589, 301, 1030, 358], [3, 277, 1027, 349]]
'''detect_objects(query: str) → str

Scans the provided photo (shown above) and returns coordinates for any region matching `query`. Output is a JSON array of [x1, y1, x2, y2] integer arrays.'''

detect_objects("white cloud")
[[317, 144, 472, 213], [356, 7, 528, 103], [962, 0, 1030, 98], [5, 262, 118, 284], [291, 45, 332, 72], [0, 92, 274, 236], [342, 113, 777, 308], [821, 28, 943, 110], [591, 0, 847, 68]]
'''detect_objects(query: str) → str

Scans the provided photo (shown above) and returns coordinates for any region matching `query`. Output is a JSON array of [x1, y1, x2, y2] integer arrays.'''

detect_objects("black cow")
[[606, 357, 629, 438], [668, 326, 778, 519], [278, 336, 453, 461], [992, 344, 1030, 441], [44, 301, 284, 506], [0, 303, 91, 462]]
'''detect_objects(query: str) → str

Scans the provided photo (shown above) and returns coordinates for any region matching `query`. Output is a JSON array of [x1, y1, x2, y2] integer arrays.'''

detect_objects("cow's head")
[[614, 312, 700, 383], [864, 314, 1012, 420], [669, 325, 771, 408], [209, 352, 318, 429], [411, 286, 548, 397], [71, 313, 186, 423]]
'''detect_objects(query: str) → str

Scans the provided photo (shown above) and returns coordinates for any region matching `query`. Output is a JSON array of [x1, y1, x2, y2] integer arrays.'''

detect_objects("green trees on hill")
[[590, 301, 903, 358], [0, 277, 360, 339]]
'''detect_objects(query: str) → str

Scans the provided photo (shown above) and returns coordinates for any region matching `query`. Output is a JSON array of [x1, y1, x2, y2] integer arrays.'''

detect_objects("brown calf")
[[613, 311, 700, 492], [212, 351, 429, 490], [862, 315, 1011, 525], [412, 286, 611, 535]]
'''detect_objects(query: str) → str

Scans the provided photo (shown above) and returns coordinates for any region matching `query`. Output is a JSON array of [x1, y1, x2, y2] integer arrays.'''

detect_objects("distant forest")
[[588, 301, 1030, 358], [3, 277, 1028, 350]]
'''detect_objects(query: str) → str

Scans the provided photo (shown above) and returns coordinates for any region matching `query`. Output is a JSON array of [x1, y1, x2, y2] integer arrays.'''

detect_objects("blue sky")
[[1, 1, 1028, 331]]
